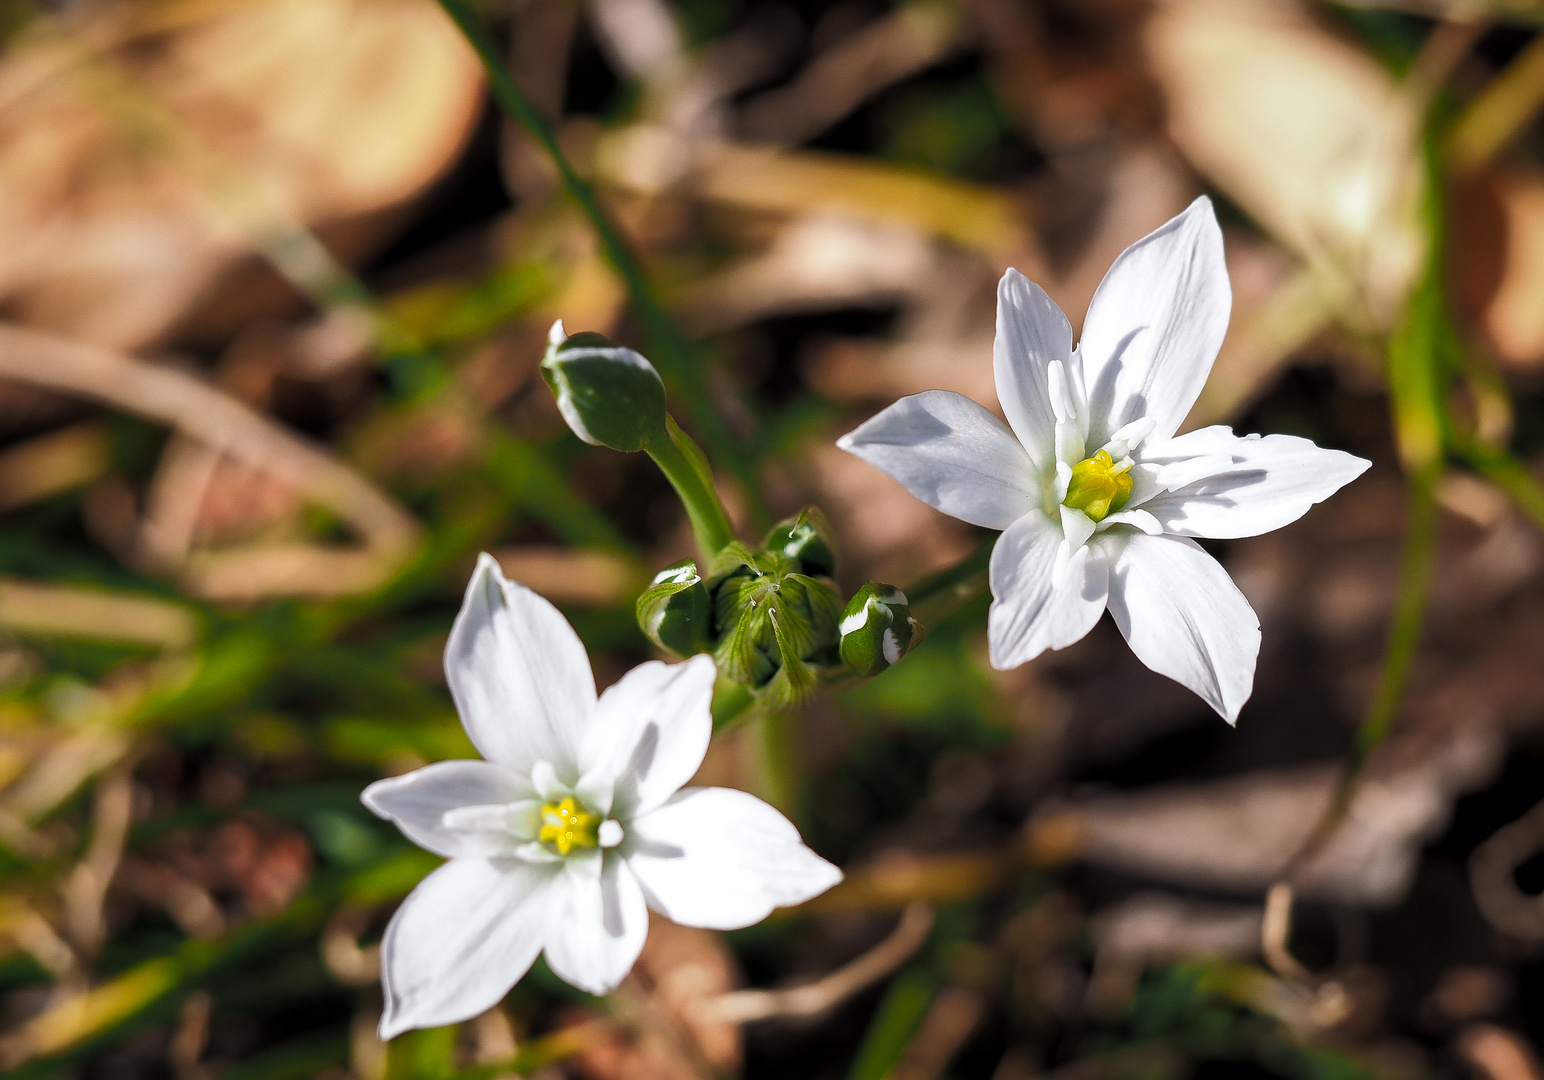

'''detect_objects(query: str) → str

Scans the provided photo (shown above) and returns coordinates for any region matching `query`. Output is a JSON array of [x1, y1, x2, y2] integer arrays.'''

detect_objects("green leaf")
[[845, 969, 936, 1080]]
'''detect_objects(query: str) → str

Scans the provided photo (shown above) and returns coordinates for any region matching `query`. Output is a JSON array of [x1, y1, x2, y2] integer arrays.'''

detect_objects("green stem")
[[1281, 135, 1449, 881], [436, 0, 758, 513], [906, 537, 993, 628], [1282, 475, 1437, 881], [711, 680, 755, 733], [645, 416, 735, 559], [756, 707, 803, 818], [1354, 474, 1438, 763]]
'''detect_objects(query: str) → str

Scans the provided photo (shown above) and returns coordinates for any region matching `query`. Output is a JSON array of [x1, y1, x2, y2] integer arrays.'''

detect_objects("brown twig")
[[1470, 796, 1544, 940], [698, 903, 934, 1024], [1457, 1024, 1544, 1080], [1260, 883, 1311, 983], [61, 765, 136, 957]]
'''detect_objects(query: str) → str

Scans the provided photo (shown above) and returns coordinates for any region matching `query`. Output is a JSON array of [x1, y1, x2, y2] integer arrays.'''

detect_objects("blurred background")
[[1, 0, 1544, 1077]]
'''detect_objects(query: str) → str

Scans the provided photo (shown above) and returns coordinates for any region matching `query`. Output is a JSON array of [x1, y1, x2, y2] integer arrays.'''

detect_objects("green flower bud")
[[711, 547, 841, 704], [764, 508, 837, 578], [839, 582, 921, 676], [636, 560, 712, 657], [541, 321, 667, 452]]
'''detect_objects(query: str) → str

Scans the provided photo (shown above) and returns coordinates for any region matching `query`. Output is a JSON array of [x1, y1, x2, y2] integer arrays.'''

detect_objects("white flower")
[[362, 554, 842, 1037], [837, 198, 1369, 723]]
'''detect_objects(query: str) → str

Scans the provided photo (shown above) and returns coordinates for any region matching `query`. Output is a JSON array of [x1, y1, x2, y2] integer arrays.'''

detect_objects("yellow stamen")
[[538, 796, 600, 856], [1062, 449, 1133, 522]]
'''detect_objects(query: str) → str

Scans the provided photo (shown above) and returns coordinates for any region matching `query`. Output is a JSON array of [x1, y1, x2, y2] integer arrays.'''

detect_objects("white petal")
[[1105, 533, 1260, 723], [988, 511, 1111, 669], [1138, 427, 1372, 539], [379, 857, 555, 1039], [531, 760, 564, 799], [577, 654, 716, 817], [627, 787, 842, 930], [1080, 197, 1231, 445], [445, 554, 596, 775], [995, 268, 1075, 471], [542, 852, 649, 996], [513, 841, 563, 864], [837, 390, 1040, 530], [442, 801, 542, 841], [363, 761, 534, 859]]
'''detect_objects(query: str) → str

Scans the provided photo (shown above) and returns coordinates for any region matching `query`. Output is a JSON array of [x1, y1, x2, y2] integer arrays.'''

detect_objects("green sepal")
[[636, 560, 712, 657], [706, 540, 765, 579], [763, 608, 819, 707], [839, 582, 922, 676], [541, 326, 667, 452], [763, 507, 837, 578]]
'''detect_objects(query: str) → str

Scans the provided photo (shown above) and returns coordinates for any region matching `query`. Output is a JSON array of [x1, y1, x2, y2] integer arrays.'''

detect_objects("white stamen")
[[1046, 360, 1076, 424], [1096, 508, 1163, 535], [1102, 417, 1155, 460], [598, 820, 624, 848], [1050, 538, 1073, 589], [1059, 504, 1096, 552]]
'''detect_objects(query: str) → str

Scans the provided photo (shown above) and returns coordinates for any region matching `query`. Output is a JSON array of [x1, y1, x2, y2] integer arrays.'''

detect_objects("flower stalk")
[[646, 416, 736, 559], [434, 0, 759, 513], [541, 323, 734, 560]]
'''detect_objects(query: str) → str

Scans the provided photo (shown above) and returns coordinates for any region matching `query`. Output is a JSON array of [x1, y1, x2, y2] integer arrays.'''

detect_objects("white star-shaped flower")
[[838, 198, 1369, 723], [362, 554, 841, 1037]]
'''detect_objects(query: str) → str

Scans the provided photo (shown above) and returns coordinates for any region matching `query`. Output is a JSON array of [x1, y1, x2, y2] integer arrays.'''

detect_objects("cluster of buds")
[[543, 323, 922, 702], [638, 511, 921, 704]]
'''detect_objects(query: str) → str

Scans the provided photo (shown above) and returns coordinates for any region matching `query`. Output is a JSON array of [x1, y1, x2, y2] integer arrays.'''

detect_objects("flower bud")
[[541, 321, 667, 452], [764, 508, 837, 578], [713, 552, 842, 704], [636, 560, 712, 657], [839, 583, 921, 676]]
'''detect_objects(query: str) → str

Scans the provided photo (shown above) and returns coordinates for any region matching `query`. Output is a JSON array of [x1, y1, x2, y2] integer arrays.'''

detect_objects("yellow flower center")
[[1062, 449, 1133, 522], [539, 796, 600, 856]]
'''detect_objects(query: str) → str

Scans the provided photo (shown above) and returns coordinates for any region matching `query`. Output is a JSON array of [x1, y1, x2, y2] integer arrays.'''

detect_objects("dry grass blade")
[[1449, 32, 1544, 171], [699, 903, 934, 1024], [596, 133, 1028, 257], [740, 0, 964, 144], [0, 578, 198, 649], [62, 766, 136, 956], [493, 547, 645, 606], [0, 421, 111, 511], [0, 323, 419, 597], [1457, 1023, 1544, 1080], [1147, 0, 1425, 325]]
